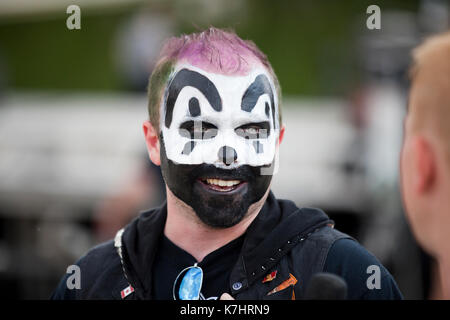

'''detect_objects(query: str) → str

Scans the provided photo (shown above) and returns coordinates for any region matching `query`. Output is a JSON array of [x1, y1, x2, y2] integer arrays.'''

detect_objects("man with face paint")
[[52, 28, 402, 300]]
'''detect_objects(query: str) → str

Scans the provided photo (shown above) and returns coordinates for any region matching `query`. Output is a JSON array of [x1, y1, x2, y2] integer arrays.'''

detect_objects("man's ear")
[[413, 136, 436, 194], [143, 120, 161, 166], [278, 125, 285, 146]]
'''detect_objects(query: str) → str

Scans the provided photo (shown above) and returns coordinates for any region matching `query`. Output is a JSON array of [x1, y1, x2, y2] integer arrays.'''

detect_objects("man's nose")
[[218, 146, 237, 166]]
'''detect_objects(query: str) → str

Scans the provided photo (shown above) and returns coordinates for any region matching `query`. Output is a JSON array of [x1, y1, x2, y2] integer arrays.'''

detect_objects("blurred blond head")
[[401, 31, 450, 297], [408, 31, 450, 159]]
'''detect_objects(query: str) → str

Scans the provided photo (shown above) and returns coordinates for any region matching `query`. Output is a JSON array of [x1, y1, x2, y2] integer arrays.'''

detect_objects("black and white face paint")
[[159, 63, 279, 228], [161, 64, 279, 167]]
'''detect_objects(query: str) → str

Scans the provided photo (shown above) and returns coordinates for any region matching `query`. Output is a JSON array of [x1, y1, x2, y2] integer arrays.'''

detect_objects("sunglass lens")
[[179, 267, 203, 300]]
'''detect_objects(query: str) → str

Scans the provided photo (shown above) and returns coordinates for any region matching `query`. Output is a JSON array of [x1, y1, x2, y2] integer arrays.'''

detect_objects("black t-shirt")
[[151, 234, 245, 300]]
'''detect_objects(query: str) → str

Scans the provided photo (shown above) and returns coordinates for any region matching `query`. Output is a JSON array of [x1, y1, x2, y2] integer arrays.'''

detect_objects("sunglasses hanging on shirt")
[[173, 263, 205, 300]]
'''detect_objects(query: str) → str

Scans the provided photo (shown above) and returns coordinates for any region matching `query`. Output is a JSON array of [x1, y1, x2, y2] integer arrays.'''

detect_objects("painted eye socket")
[[235, 122, 271, 139], [179, 120, 218, 140]]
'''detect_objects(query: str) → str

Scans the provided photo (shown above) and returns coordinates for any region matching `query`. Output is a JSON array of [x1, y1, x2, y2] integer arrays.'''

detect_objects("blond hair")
[[409, 31, 450, 160]]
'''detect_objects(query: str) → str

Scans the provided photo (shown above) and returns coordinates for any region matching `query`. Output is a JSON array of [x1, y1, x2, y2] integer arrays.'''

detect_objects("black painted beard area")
[[159, 135, 273, 229]]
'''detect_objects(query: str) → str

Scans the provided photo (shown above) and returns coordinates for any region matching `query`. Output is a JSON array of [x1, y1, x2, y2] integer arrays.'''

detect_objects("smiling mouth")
[[198, 178, 246, 192]]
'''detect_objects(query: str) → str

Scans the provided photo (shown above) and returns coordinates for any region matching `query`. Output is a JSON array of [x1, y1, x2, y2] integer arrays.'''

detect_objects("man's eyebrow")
[[241, 74, 276, 127], [165, 69, 222, 128]]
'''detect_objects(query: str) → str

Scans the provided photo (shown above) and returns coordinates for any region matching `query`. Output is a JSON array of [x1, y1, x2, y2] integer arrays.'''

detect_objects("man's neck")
[[437, 251, 450, 299], [435, 190, 450, 299], [163, 188, 268, 263]]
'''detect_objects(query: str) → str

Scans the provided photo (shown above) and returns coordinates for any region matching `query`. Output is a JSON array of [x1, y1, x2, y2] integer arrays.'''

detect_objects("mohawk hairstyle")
[[147, 27, 282, 134]]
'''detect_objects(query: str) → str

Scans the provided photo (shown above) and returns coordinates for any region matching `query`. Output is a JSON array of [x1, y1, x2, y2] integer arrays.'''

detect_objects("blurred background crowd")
[[0, 0, 448, 299]]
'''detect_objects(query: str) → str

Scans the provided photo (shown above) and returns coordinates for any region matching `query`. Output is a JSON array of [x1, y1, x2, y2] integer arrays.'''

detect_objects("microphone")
[[304, 272, 348, 300]]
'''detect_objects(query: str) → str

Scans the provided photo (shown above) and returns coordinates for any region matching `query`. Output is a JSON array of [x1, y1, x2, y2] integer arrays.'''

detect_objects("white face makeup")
[[160, 63, 279, 169]]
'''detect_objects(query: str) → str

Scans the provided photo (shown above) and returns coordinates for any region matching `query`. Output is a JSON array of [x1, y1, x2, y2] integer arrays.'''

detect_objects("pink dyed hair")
[[147, 27, 282, 132], [161, 27, 270, 75]]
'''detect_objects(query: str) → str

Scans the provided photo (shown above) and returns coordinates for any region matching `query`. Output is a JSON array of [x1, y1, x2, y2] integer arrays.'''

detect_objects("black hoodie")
[[51, 192, 402, 300]]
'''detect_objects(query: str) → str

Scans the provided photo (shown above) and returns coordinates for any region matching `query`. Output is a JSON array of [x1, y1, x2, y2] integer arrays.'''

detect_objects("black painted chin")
[[159, 135, 273, 229], [191, 179, 251, 228]]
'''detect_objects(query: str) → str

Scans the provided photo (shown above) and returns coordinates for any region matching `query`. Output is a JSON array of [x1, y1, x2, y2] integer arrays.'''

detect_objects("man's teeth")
[[205, 179, 241, 187]]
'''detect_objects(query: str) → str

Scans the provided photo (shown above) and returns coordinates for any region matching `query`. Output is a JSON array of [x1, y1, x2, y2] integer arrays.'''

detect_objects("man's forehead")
[[162, 61, 278, 129], [169, 62, 275, 90]]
